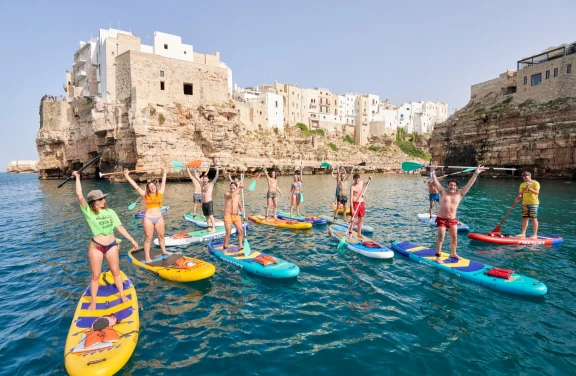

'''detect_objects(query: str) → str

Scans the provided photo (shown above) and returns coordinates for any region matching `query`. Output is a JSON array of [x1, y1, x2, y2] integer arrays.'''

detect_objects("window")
[[523, 76, 527, 85], [546, 70, 550, 79], [164, 44, 168, 49], [160, 71, 164, 77], [183, 83, 193, 95], [184, 51, 187, 54], [568, 64, 572, 74], [275, 101, 278, 108], [531, 73, 541, 86], [554, 68, 558, 77], [160, 81, 165, 90]]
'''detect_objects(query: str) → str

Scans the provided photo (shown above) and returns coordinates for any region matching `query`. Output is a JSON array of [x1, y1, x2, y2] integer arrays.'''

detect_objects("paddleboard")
[[468, 232, 563, 246], [208, 241, 300, 279], [328, 225, 393, 259], [183, 213, 225, 228], [275, 211, 328, 225], [155, 225, 246, 246], [319, 215, 374, 233], [64, 270, 139, 376], [390, 241, 547, 296], [248, 215, 312, 229], [332, 202, 351, 214], [127, 247, 215, 282], [134, 205, 169, 218], [417, 213, 470, 232]]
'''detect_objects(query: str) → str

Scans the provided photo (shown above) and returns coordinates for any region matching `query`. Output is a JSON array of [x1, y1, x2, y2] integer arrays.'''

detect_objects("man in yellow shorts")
[[223, 180, 244, 250], [517, 171, 540, 239]]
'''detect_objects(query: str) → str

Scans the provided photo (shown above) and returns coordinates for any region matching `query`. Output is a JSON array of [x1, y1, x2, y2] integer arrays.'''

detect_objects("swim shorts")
[[267, 191, 277, 200], [521, 204, 539, 218], [352, 202, 365, 218], [224, 214, 242, 225], [193, 193, 202, 203], [435, 216, 459, 228], [202, 201, 214, 216], [337, 195, 348, 204], [429, 193, 440, 202]]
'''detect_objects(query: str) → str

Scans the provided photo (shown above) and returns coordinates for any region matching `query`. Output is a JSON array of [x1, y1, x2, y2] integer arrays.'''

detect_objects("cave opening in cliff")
[[183, 83, 193, 95]]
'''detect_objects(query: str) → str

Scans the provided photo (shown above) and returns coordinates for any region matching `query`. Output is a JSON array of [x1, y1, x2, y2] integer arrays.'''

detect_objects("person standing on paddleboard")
[[186, 167, 205, 218], [124, 168, 172, 264], [430, 161, 485, 264], [72, 171, 139, 311], [201, 166, 220, 232], [223, 180, 244, 250], [289, 165, 303, 217], [350, 173, 372, 237], [264, 168, 283, 220], [332, 165, 351, 221], [517, 171, 540, 239], [424, 162, 447, 219]]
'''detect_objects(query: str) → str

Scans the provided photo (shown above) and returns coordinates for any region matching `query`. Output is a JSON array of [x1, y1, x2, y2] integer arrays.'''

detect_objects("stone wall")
[[6, 160, 38, 173], [516, 54, 576, 103]]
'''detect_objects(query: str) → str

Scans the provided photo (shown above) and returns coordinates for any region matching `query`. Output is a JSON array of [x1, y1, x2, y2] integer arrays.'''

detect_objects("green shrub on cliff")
[[343, 135, 354, 144], [368, 145, 381, 151], [158, 113, 166, 125], [297, 122, 324, 137], [297, 123, 308, 131], [396, 140, 430, 160], [328, 143, 338, 152]]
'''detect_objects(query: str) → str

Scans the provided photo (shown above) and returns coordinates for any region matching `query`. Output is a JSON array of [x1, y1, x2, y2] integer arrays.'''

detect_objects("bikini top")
[[144, 193, 163, 209], [293, 182, 302, 189]]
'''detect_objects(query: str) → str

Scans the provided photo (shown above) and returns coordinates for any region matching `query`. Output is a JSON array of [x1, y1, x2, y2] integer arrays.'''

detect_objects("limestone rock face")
[[6, 160, 38, 173], [36, 98, 427, 181], [429, 95, 576, 177]]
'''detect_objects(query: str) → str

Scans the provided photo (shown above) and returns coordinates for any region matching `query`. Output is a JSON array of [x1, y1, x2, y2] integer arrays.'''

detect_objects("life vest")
[[255, 254, 278, 266], [174, 258, 196, 269], [84, 327, 120, 348], [487, 267, 515, 279]]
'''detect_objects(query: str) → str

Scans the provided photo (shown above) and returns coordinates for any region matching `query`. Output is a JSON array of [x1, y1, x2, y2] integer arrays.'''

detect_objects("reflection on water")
[[0, 173, 574, 375]]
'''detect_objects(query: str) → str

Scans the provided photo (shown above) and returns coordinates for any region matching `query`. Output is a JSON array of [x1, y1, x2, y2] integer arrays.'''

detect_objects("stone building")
[[471, 42, 576, 103]]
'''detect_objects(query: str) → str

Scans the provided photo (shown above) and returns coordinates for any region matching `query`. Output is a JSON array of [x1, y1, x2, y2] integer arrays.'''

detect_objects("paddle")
[[338, 177, 372, 251], [128, 196, 142, 211], [439, 168, 476, 178], [57, 147, 110, 188], [99, 169, 152, 177], [248, 160, 273, 192], [402, 161, 519, 172], [171, 160, 203, 170], [320, 162, 331, 168], [240, 174, 250, 256], [299, 161, 305, 203], [491, 184, 531, 233]]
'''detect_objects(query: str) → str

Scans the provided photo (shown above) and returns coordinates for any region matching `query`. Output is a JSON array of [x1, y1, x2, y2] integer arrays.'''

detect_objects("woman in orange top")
[[124, 167, 171, 263]]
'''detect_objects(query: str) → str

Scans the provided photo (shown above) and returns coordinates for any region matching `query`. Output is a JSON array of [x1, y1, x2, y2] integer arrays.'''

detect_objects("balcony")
[[73, 58, 87, 67], [75, 70, 87, 80]]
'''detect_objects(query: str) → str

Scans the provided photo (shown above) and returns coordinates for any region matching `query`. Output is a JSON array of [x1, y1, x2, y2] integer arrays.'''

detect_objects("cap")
[[86, 190, 108, 202], [522, 171, 531, 176]]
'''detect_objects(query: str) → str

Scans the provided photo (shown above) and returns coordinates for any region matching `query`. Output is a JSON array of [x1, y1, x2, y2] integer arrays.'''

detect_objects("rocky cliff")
[[36, 98, 427, 181], [429, 94, 576, 178], [6, 160, 38, 173]]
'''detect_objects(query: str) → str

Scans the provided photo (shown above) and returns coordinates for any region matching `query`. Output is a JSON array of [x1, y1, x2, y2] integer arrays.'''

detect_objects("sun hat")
[[87, 190, 108, 202]]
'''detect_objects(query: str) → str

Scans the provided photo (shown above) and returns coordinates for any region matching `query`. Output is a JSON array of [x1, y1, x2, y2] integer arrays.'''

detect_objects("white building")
[[344, 93, 357, 125]]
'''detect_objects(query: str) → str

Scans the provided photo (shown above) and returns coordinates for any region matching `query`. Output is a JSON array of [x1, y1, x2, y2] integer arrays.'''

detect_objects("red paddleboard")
[[468, 233, 563, 246]]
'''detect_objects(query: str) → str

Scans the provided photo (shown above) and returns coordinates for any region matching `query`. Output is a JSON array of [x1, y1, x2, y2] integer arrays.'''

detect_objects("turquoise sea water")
[[0, 172, 575, 375]]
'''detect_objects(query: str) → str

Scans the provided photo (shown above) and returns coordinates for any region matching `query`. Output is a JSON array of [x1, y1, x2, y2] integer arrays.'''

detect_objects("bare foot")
[[163, 251, 173, 256], [529, 235, 539, 239], [145, 258, 153, 264], [88, 300, 97, 311], [516, 234, 526, 238], [120, 295, 130, 304], [435, 257, 444, 264], [450, 253, 463, 261]]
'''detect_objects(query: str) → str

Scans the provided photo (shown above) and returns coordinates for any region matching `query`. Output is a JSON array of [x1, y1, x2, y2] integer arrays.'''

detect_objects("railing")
[[517, 46, 566, 70], [75, 70, 87, 79]]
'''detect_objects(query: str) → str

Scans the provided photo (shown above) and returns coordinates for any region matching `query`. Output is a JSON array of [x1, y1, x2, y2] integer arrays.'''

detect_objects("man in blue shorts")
[[425, 170, 447, 219]]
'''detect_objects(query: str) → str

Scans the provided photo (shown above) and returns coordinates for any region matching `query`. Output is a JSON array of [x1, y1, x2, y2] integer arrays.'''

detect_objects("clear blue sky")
[[1, 0, 574, 171]]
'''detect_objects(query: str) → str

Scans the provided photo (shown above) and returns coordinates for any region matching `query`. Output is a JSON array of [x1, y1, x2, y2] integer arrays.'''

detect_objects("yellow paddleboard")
[[332, 202, 350, 214], [64, 270, 139, 376], [248, 215, 313, 229], [128, 247, 215, 282]]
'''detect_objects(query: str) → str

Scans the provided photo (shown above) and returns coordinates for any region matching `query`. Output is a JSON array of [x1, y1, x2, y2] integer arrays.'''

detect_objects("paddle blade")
[[463, 168, 476, 173], [320, 162, 331, 168], [186, 160, 202, 168], [402, 161, 424, 172], [300, 191, 304, 203], [243, 238, 250, 256], [248, 179, 257, 191], [337, 235, 347, 251], [171, 161, 185, 168], [491, 225, 502, 233], [128, 202, 137, 211]]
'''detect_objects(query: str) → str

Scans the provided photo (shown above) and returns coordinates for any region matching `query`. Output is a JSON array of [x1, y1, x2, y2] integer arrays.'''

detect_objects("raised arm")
[[211, 166, 220, 184], [430, 161, 444, 193], [187, 167, 199, 184], [227, 172, 234, 183], [331, 166, 338, 179], [459, 165, 485, 197], [73, 171, 87, 208], [342, 166, 351, 181], [124, 169, 146, 197], [159, 167, 167, 194], [299, 165, 303, 182]]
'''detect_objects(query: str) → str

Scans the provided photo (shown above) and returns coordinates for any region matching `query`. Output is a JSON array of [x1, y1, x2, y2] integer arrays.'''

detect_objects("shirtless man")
[[425, 172, 447, 219], [430, 161, 485, 263], [227, 171, 244, 214], [350, 173, 372, 237], [332, 165, 351, 221], [264, 168, 283, 220], [187, 167, 205, 217], [223, 180, 244, 250], [200, 166, 219, 232]]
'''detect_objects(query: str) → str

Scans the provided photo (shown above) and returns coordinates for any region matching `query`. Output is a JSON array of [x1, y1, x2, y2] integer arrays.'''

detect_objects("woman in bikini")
[[124, 167, 171, 264], [289, 165, 303, 217], [73, 171, 139, 311]]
